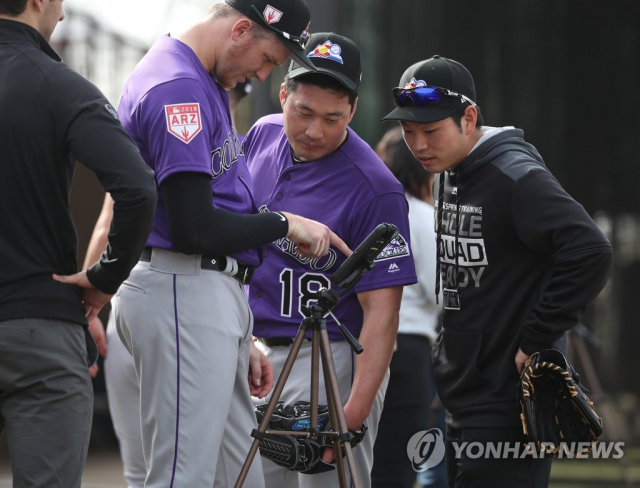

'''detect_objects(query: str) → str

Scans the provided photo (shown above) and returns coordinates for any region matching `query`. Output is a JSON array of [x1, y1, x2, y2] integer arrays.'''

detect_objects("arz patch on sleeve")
[[164, 103, 202, 144]]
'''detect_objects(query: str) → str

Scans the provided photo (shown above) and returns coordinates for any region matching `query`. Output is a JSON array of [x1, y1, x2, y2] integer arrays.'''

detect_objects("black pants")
[[372, 334, 435, 488], [446, 426, 552, 488], [0, 318, 94, 488]]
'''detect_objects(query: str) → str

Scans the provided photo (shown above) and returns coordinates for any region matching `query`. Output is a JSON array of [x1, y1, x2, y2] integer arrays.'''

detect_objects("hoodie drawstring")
[[453, 172, 461, 291], [435, 173, 445, 304]]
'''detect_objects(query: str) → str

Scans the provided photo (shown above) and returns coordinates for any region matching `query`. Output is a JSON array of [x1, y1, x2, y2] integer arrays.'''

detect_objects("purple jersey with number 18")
[[244, 114, 417, 340], [117, 35, 261, 267]]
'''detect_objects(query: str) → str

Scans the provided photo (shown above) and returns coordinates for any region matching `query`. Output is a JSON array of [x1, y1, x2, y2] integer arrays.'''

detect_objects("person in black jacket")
[[0, 1, 157, 486], [382, 56, 612, 488]]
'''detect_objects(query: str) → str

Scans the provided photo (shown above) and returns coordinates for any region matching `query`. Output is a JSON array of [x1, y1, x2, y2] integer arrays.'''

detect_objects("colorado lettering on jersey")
[[210, 130, 243, 178], [274, 235, 337, 271], [258, 205, 337, 271]]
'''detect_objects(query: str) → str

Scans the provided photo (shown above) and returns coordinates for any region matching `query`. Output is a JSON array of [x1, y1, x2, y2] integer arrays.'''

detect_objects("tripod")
[[235, 288, 363, 487], [234, 223, 399, 488]]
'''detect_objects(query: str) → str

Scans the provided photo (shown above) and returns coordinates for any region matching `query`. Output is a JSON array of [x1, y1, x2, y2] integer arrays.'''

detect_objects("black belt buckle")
[[140, 247, 153, 261], [140, 248, 253, 285], [258, 337, 295, 347], [237, 264, 254, 285], [197, 255, 254, 284]]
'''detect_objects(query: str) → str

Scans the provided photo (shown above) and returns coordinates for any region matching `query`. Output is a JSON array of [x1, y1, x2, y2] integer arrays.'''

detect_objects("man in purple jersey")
[[244, 32, 417, 487], [111, 2, 351, 487], [80, 77, 255, 488]]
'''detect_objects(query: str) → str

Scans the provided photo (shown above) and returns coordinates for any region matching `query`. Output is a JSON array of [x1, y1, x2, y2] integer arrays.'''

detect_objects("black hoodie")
[[432, 127, 612, 429], [0, 19, 157, 325]]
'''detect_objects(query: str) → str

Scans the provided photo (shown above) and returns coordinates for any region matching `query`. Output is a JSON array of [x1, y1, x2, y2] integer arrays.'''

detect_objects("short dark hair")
[[283, 73, 358, 108], [376, 127, 433, 202], [451, 104, 484, 130], [210, 3, 276, 42], [0, 0, 28, 16]]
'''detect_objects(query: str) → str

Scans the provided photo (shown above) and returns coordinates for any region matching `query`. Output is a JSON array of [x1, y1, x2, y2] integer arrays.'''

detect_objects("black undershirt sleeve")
[[161, 171, 289, 257]]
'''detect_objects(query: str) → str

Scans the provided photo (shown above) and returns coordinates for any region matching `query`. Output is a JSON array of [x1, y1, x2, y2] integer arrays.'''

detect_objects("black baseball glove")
[[518, 348, 603, 458], [255, 401, 367, 474]]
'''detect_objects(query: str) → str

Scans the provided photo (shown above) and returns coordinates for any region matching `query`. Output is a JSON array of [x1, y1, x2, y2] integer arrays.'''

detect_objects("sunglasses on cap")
[[392, 85, 476, 108], [250, 5, 309, 49]]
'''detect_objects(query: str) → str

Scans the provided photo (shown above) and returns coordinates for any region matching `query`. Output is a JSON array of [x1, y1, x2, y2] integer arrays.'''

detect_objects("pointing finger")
[[330, 231, 352, 257]]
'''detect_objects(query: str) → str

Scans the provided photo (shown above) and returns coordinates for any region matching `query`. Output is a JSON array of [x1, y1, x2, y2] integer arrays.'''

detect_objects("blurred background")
[[1, 0, 639, 486]]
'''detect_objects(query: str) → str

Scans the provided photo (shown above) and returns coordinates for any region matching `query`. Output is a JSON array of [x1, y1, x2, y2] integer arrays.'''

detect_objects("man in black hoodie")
[[382, 56, 612, 487], [0, 0, 156, 486]]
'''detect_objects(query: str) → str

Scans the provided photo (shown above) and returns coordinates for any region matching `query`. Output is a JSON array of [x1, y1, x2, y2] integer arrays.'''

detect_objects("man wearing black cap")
[[107, 2, 354, 487], [78, 80, 256, 488], [244, 32, 417, 487], [383, 56, 612, 487]]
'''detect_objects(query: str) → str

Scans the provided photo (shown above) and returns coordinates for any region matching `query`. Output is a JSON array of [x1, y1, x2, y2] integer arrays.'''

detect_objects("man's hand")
[[281, 212, 351, 259], [52, 271, 113, 323], [515, 347, 531, 375], [248, 341, 274, 398], [87, 316, 108, 378], [321, 401, 368, 464]]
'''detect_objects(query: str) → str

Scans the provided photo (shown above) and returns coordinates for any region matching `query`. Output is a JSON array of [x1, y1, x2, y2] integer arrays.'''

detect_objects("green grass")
[[549, 446, 640, 487]]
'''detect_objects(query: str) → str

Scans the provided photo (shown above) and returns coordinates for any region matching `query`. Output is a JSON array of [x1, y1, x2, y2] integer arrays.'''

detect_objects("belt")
[[140, 247, 254, 285], [258, 337, 296, 347]]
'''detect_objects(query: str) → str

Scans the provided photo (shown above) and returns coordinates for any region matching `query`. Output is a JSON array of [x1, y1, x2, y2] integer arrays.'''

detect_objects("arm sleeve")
[[161, 172, 289, 256], [512, 168, 613, 354], [52, 67, 157, 294]]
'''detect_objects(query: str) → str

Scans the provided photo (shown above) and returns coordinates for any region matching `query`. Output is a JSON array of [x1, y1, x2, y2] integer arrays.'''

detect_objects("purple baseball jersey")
[[118, 35, 260, 267], [244, 114, 417, 340]]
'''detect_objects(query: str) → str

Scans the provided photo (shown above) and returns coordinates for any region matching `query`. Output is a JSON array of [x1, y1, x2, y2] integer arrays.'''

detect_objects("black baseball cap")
[[287, 32, 362, 91], [225, 0, 316, 70], [381, 55, 477, 124]]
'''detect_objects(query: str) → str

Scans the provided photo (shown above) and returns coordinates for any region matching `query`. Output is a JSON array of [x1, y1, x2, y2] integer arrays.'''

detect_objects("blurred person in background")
[[371, 127, 446, 488], [229, 78, 252, 135]]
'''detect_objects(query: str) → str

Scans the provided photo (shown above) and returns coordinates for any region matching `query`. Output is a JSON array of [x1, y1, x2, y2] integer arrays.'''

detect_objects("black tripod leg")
[[318, 329, 361, 488], [234, 328, 308, 488]]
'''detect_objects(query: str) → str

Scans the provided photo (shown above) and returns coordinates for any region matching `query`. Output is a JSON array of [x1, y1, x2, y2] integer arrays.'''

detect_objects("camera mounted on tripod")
[[301, 223, 399, 353], [303, 222, 399, 316], [236, 222, 399, 488]]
